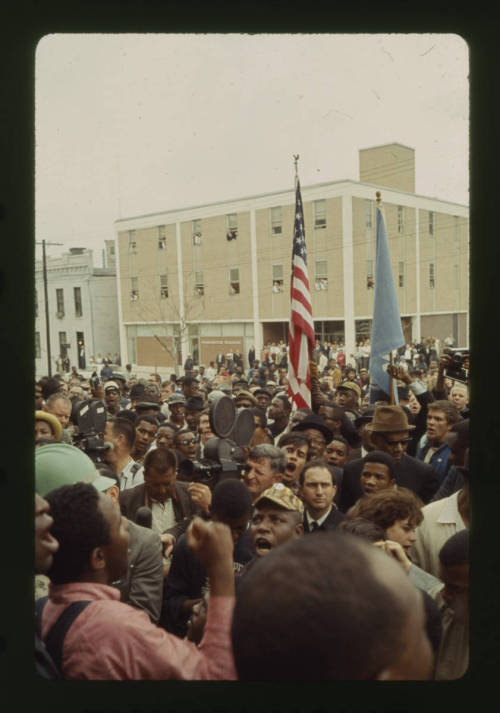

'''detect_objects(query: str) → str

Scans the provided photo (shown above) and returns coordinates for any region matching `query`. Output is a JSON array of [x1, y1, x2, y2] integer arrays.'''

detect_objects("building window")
[[271, 206, 283, 236], [454, 264, 459, 289], [398, 261, 405, 288], [226, 214, 238, 241], [365, 199, 372, 228], [367, 260, 374, 289], [74, 287, 82, 317], [160, 274, 168, 299], [58, 332, 68, 358], [35, 332, 41, 359], [158, 225, 166, 249], [195, 271, 204, 296], [429, 211, 434, 236], [110, 245, 115, 255], [130, 277, 139, 301], [397, 206, 405, 234], [192, 219, 202, 245], [35, 288, 38, 318], [315, 260, 328, 290], [56, 288, 65, 317], [429, 263, 435, 289], [229, 267, 240, 295], [272, 264, 284, 292], [128, 230, 137, 251], [314, 200, 326, 229]]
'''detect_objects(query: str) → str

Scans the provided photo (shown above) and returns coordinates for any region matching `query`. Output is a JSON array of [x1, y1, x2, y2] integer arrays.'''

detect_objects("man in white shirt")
[[119, 448, 198, 573], [104, 417, 142, 491], [205, 362, 217, 381]]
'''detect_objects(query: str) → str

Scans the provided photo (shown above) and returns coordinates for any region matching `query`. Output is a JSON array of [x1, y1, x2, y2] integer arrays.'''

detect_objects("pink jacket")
[[41, 581, 237, 680]]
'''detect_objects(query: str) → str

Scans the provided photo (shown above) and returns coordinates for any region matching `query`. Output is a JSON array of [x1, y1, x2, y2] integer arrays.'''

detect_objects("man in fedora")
[[338, 405, 439, 513]]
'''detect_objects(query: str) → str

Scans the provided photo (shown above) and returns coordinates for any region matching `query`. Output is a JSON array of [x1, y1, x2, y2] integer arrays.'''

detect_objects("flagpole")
[[389, 352, 395, 404], [293, 154, 299, 189]]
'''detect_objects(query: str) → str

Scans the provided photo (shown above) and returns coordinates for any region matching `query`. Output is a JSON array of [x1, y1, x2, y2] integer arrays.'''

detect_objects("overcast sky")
[[35, 33, 469, 263]]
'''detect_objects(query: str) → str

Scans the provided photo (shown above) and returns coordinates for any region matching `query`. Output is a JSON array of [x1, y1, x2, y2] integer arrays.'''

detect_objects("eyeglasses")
[[178, 438, 198, 446], [379, 435, 412, 446]]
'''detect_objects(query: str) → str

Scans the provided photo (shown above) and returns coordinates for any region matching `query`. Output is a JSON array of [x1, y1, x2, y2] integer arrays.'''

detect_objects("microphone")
[[135, 506, 152, 529], [103, 441, 114, 452]]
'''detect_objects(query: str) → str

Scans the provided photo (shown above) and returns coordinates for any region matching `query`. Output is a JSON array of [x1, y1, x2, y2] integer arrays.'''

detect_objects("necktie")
[[311, 521, 319, 531]]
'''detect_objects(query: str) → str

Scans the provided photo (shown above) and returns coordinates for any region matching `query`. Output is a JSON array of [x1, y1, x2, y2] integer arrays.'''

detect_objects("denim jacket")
[[416, 435, 451, 484]]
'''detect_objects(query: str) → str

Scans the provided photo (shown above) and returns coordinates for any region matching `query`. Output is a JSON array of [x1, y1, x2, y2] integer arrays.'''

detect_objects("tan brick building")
[[115, 143, 469, 372]]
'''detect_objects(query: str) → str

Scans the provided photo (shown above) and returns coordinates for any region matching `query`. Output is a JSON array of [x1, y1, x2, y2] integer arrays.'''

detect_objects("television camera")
[[177, 394, 255, 490]]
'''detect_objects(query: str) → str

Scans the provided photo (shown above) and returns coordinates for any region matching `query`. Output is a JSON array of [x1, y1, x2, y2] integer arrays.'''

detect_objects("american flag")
[[288, 179, 315, 409]]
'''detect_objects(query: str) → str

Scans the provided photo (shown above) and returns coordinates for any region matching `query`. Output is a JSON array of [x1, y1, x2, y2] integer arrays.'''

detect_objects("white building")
[[35, 247, 120, 377]]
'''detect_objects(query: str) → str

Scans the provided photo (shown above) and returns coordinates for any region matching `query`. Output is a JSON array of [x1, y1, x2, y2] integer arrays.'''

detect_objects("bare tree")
[[131, 282, 204, 376]]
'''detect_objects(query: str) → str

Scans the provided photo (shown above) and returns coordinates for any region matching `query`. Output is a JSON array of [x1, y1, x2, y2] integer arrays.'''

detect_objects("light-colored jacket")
[[409, 491, 466, 578]]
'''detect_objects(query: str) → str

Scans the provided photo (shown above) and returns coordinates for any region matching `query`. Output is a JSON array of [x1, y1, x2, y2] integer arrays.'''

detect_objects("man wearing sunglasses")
[[339, 405, 439, 513], [174, 429, 199, 464]]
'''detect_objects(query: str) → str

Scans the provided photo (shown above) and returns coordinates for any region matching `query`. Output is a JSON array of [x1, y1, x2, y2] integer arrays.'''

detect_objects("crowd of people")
[[34, 336, 470, 681]]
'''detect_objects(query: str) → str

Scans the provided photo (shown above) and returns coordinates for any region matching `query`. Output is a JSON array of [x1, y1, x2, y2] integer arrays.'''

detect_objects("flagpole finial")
[[293, 154, 299, 175], [376, 191, 382, 203]]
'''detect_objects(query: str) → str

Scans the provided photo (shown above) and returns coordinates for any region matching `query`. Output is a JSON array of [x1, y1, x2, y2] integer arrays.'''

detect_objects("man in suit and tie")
[[338, 405, 439, 513], [119, 448, 198, 569], [299, 458, 345, 533]]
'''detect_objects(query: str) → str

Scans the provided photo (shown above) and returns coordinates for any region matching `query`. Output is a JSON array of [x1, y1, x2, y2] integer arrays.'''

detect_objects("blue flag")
[[369, 204, 404, 403]]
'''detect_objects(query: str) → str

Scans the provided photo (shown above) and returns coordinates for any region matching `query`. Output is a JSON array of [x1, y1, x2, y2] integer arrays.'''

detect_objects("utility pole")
[[36, 239, 63, 377]]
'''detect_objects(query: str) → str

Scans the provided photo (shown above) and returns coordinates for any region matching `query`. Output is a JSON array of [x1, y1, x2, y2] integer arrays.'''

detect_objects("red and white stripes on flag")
[[288, 179, 315, 409]]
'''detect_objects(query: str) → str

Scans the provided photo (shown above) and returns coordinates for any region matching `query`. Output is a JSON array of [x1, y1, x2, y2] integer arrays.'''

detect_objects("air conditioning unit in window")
[[129, 242, 136, 250], [56, 311, 65, 319]]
